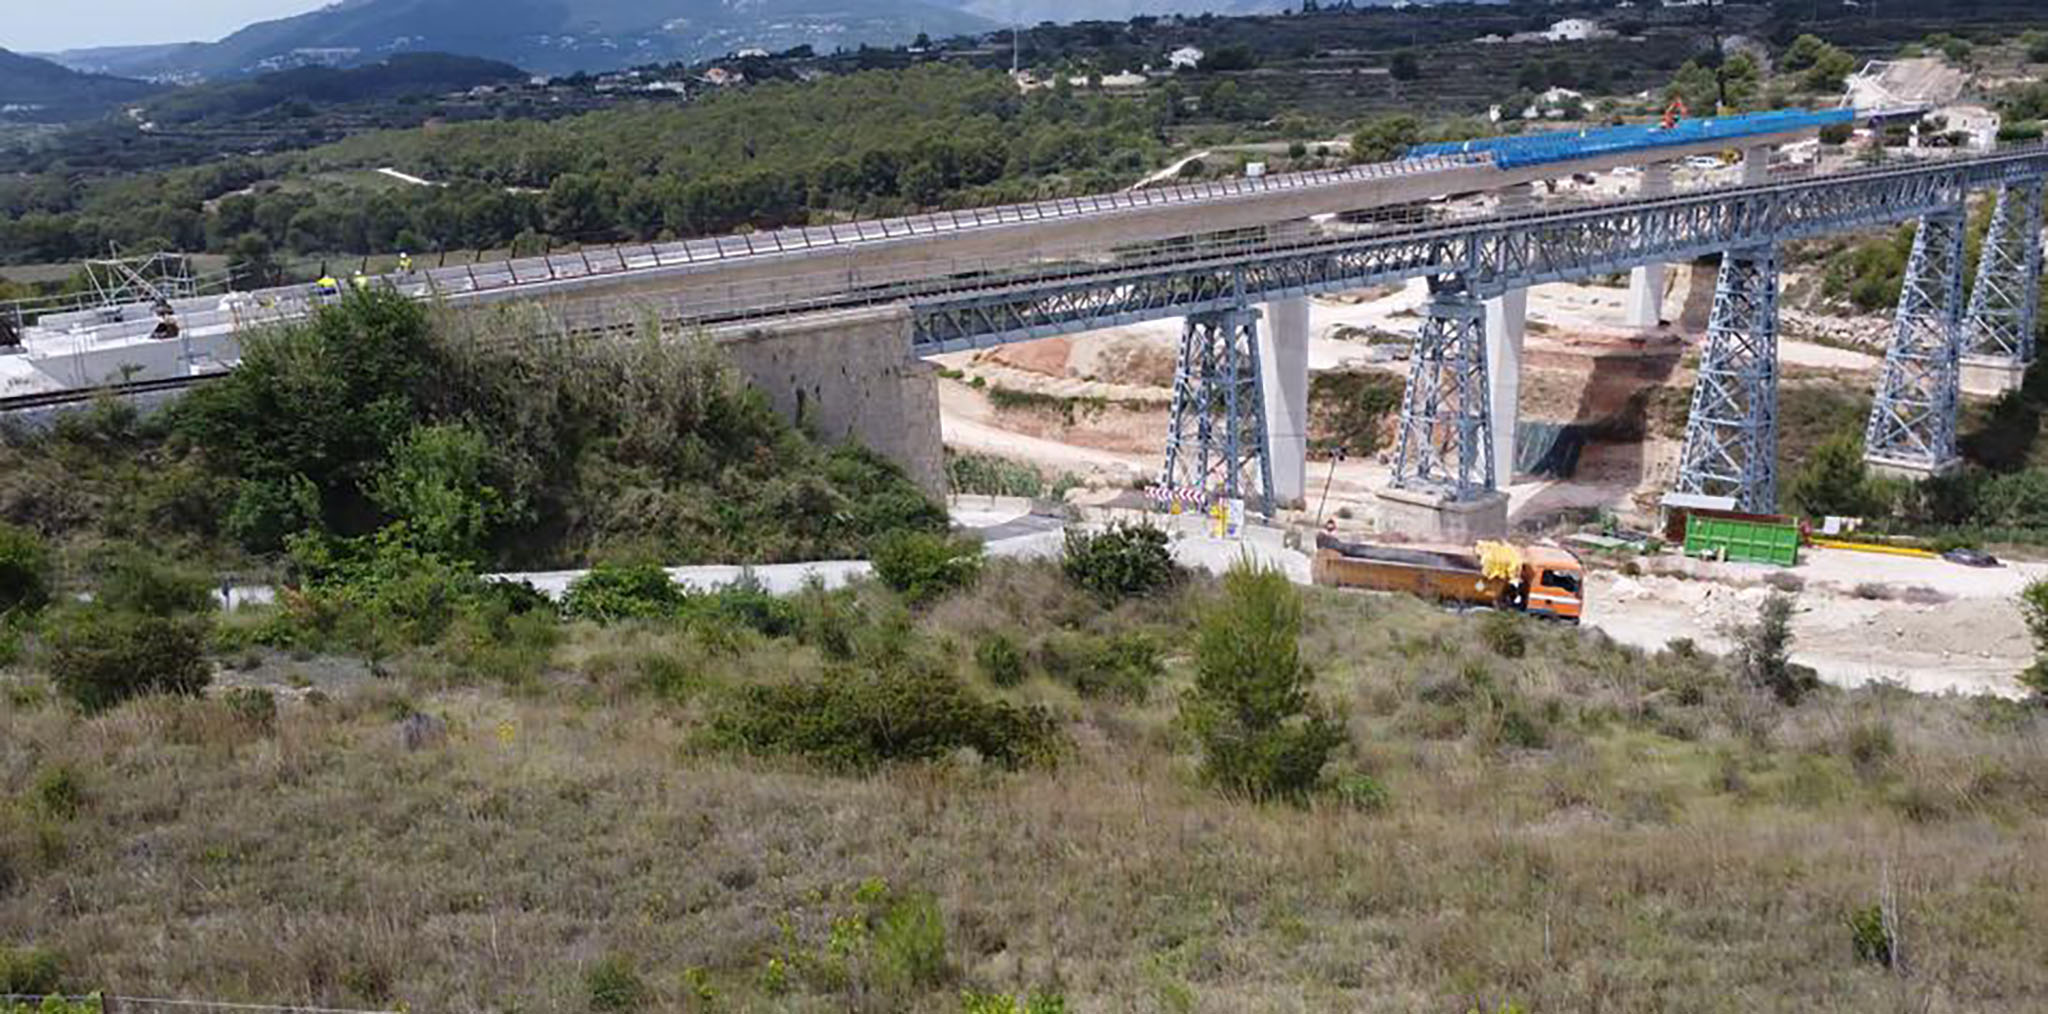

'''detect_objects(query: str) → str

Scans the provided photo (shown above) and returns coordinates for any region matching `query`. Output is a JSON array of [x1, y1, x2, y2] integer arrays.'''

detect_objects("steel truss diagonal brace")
[[1965, 180, 2045, 365], [1866, 209, 1968, 473], [1391, 283, 1494, 501], [1673, 247, 1781, 512], [1160, 306, 1275, 515]]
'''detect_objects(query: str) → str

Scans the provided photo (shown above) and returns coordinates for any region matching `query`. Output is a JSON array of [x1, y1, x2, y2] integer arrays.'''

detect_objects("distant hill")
[[0, 48, 162, 122], [141, 53, 529, 125], [49, 0, 995, 80], [955, 0, 1291, 22]]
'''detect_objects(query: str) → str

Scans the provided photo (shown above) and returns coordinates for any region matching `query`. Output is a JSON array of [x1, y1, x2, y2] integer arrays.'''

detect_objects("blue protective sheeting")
[[1404, 108, 1855, 170]]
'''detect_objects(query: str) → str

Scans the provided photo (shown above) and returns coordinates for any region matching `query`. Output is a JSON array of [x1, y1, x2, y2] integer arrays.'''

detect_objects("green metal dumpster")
[[1683, 514, 1800, 567]]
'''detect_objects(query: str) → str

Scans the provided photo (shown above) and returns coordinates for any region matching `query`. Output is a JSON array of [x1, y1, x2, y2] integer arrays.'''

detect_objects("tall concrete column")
[[1742, 145, 1771, 186], [1259, 295, 1312, 507], [1486, 183, 1534, 485], [1626, 161, 1674, 329]]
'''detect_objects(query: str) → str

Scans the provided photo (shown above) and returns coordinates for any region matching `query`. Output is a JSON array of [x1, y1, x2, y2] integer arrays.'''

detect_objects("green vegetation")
[[871, 531, 983, 606], [1308, 369, 1404, 456], [2019, 577, 2048, 698], [1059, 522, 1177, 604], [943, 451, 1078, 500], [0, 292, 941, 571], [1181, 565, 1345, 802]]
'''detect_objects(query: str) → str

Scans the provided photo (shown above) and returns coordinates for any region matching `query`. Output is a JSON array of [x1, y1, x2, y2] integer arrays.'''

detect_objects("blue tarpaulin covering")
[[1404, 108, 1856, 170]]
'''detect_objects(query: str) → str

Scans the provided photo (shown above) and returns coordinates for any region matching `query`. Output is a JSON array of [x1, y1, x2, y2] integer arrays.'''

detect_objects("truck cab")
[[1520, 547, 1586, 623]]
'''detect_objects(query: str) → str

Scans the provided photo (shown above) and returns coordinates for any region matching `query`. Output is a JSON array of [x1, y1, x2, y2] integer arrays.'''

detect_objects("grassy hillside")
[[0, 548, 2043, 1011]]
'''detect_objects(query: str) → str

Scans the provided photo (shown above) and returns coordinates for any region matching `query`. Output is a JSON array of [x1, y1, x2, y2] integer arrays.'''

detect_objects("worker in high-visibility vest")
[[315, 275, 340, 299], [351, 270, 370, 291], [398, 251, 414, 274]]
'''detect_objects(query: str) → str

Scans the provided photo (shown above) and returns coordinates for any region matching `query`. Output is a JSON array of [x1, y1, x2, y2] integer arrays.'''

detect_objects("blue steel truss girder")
[[909, 150, 2047, 352], [1964, 180, 2045, 365], [1866, 209, 1969, 473], [1672, 247, 1781, 512]]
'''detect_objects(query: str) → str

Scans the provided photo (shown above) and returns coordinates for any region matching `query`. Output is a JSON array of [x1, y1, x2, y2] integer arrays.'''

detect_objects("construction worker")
[[150, 298, 180, 340], [397, 251, 414, 274], [315, 274, 340, 300], [351, 270, 370, 292]]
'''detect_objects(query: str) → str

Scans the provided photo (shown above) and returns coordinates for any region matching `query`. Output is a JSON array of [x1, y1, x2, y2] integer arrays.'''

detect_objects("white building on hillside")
[[1169, 46, 1205, 70]]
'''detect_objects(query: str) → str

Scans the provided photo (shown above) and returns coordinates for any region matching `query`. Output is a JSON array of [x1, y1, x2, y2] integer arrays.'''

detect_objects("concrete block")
[[1374, 486, 1510, 542], [1963, 357, 2028, 397]]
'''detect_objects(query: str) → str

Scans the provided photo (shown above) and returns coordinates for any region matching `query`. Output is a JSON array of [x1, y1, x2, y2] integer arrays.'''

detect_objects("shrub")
[[562, 562, 684, 623], [685, 574, 799, 638], [0, 945, 64, 995], [1039, 631, 1164, 701], [224, 687, 279, 728], [1180, 564, 1346, 801], [1847, 904, 1895, 967], [1060, 523, 1176, 603], [2019, 578, 2048, 698], [872, 531, 983, 606], [584, 955, 648, 1012], [44, 608, 212, 714], [1735, 593, 1814, 705], [0, 523, 51, 617], [367, 422, 508, 564], [93, 546, 216, 617], [1479, 611, 1526, 659], [963, 991, 1067, 1014], [1332, 773, 1391, 813], [975, 632, 1027, 687], [871, 891, 950, 994], [30, 766, 83, 821], [283, 529, 492, 651], [712, 665, 1059, 770]]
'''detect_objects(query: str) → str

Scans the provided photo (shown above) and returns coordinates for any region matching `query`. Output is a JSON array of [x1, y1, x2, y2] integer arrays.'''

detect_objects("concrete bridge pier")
[[1259, 295, 1312, 508], [1485, 183, 1535, 486], [1625, 161, 1675, 329]]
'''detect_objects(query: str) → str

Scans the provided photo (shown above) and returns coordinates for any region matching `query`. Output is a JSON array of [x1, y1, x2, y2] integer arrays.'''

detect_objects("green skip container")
[[1683, 514, 1800, 567]]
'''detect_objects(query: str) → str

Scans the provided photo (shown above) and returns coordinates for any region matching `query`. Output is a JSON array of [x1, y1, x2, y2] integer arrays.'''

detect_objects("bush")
[[1180, 564, 1346, 801], [974, 632, 1026, 687], [1332, 773, 1391, 813], [44, 608, 212, 713], [562, 562, 684, 623], [1847, 904, 1895, 967], [712, 665, 1059, 770], [224, 687, 278, 728], [963, 992, 1067, 1014], [584, 955, 648, 1012], [0, 523, 51, 617], [1735, 593, 1815, 705], [367, 422, 508, 564], [0, 945, 64, 995], [871, 891, 950, 994], [2018, 578, 2048, 698], [1038, 631, 1164, 701], [30, 765, 83, 821], [683, 574, 799, 638], [1479, 611, 1527, 659], [93, 546, 216, 617], [872, 531, 982, 606], [1060, 523, 1176, 603]]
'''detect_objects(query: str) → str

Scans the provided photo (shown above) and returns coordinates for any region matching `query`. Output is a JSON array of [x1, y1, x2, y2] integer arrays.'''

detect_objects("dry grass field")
[[3, 560, 2046, 1013]]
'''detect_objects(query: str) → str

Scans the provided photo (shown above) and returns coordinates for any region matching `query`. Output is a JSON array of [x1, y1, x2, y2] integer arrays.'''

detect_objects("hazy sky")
[[7, 0, 324, 53]]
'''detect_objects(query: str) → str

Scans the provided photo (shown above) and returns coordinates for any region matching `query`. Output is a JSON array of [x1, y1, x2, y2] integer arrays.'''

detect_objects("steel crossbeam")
[[1866, 209, 1969, 474], [911, 149, 2048, 352], [1390, 283, 1493, 501], [1964, 181, 2045, 366], [1160, 303, 1275, 515], [1672, 248, 1781, 512]]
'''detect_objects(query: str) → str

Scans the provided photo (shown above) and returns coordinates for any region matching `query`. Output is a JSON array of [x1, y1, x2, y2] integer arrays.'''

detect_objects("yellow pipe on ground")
[[1809, 538, 1938, 559]]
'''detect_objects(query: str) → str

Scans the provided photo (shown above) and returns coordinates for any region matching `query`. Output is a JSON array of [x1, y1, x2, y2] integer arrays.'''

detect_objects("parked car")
[[1942, 547, 2001, 568]]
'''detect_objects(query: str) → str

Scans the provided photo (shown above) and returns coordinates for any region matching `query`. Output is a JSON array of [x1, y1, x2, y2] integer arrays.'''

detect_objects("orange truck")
[[1310, 534, 1587, 622]]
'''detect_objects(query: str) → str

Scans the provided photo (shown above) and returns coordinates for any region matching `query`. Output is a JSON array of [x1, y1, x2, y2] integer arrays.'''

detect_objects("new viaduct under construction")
[[9, 108, 2044, 538]]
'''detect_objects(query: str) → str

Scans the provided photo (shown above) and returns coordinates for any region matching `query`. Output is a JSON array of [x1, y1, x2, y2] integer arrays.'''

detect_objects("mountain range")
[[43, 0, 1000, 80], [0, 48, 163, 121]]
